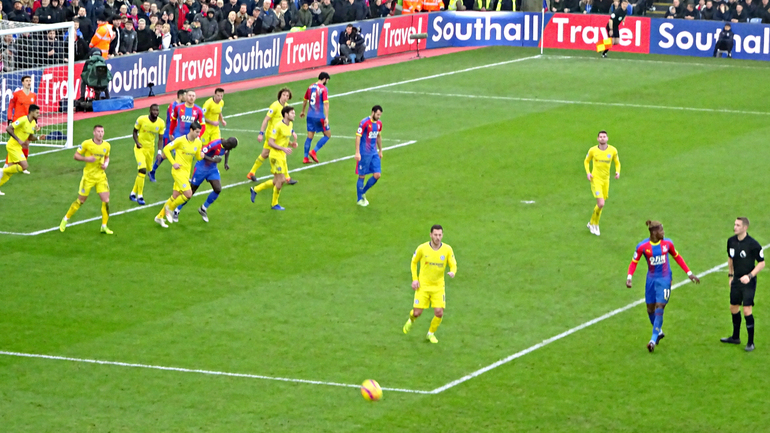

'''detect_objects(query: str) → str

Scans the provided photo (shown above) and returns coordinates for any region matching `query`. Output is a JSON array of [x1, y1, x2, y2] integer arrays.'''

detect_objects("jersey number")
[[650, 255, 667, 266], [663, 289, 670, 301], [309, 91, 317, 106]]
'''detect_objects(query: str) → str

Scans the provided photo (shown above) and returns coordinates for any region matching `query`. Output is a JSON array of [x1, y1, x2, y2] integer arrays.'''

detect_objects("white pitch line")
[[221, 128, 401, 141], [428, 244, 770, 395], [545, 54, 770, 70], [14, 140, 417, 236], [0, 350, 431, 394], [384, 90, 770, 117], [26, 135, 134, 157]]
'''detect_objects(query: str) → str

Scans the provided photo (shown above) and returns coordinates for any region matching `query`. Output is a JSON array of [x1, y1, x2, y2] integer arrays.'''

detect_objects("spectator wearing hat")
[[9, 0, 31, 21]]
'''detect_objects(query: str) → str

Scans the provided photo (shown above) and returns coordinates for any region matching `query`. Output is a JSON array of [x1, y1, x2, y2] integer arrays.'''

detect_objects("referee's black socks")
[[732, 312, 742, 339], [745, 315, 755, 345]]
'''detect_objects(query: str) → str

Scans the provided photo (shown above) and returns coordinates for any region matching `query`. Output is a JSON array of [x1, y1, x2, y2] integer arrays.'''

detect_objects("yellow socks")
[[255, 179, 274, 193], [170, 195, 188, 209], [409, 309, 417, 323], [133, 172, 146, 196], [65, 199, 83, 219], [0, 164, 23, 186], [249, 155, 265, 175], [272, 187, 280, 207], [157, 197, 173, 218], [590, 205, 603, 225], [101, 202, 109, 225], [429, 316, 443, 334]]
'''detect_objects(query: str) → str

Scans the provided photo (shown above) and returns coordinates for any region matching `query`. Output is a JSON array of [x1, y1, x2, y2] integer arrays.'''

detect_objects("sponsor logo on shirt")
[[740, 250, 747, 258], [650, 255, 667, 266]]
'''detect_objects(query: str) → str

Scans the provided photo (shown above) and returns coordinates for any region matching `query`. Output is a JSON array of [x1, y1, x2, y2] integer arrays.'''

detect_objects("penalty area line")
[[0, 350, 431, 394]]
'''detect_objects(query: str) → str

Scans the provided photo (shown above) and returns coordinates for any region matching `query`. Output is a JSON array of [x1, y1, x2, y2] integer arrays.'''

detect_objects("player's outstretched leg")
[[360, 173, 380, 206], [404, 308, 420, 334], [251, 179, 274, 203]]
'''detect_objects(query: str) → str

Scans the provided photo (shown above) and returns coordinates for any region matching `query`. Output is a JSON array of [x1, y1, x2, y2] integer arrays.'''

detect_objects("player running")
[[300, 72, 331, 164], [627, 220, 700, 353], [0, 104, 44, 195], [201, 88, 227, 145], [149, 89, 186, 181], [602, 0, 628, 58], [247, 87, 297, 185], [174, 137, 238, 223], [355, 105, 383, 207], [250, 106, 297, 211], [130, 104, 166, 205], [584, 130, 620, 236], [59, 125, 112, 234], [403, 225, 457, 344], [154, 121, 204, 228], [5, 75, 36, 171]]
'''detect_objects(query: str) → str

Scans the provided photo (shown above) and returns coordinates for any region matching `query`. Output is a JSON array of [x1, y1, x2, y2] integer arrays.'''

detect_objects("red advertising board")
[[166, 44, 221, 92], [378, 14, 427, 56], [543, 13, 650, 53], [279, 28, 327, 74]]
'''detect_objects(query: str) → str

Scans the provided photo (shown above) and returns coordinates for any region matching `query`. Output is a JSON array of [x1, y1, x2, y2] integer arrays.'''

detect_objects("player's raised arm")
[[584, 149, 593, 181]]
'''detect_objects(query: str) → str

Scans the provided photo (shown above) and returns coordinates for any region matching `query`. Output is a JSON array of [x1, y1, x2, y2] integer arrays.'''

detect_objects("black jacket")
[[136, 27, 159, 51], [76, 16, 94, 41], [8, 9, 32, 22], [219, 19, 237, 39], [120, 28, 138, 53], [332, 0, 350, 23]]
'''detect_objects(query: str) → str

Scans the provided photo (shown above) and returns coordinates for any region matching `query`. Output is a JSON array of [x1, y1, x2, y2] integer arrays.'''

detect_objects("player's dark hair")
[[277, 87, 292, 101], [215, 88, 224, 94], [226, 137, 238, 148], [21, 75, 31, 82], [177, 89, 187, 98], [150, 103, 159, 110], [645, 220, 662, 232], [318, 72, 331, 81], [281, 105, 295, 117], [598, 130, 607, 136], [431, 224, 443, 233], [93, 124, 104, 130], [190, 121, 202, 131], [372, 105, 383, 113], [737, 217, 750, 227], [29, 104, 40, 112]]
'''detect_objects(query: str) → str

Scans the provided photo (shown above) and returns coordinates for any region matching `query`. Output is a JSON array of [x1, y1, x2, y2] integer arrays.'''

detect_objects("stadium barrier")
[[4, 11, 769, 119]]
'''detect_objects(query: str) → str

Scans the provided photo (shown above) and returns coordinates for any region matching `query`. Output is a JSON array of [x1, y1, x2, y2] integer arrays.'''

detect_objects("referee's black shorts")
[[731, 281, 756, 306]]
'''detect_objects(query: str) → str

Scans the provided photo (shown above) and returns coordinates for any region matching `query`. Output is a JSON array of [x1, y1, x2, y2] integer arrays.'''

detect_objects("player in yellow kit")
[[403, 224, 458, 344], [130, 104, 166, 206], [0, 104, 44, 195], [59, 125, 112, 234], [250, 105, 297, 210], [154, 121, 204, 228], [584, 130, 621, 236], [247, 87, 297, 185], [201, 88, 226, 145]]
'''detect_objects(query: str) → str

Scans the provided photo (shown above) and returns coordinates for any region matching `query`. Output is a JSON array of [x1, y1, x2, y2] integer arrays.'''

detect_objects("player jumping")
[[154, 121, 204, 228], [355, 105, 383, 207], [300, 72, 331, 164], [247, 87, 297, 185], [130, 104, 165, 205], [149, 89, 187, 181], [250, 106, 297, 211], [627, 220, 700, 353], [59, 125, 112, 234], [403, 225, 457, 344], [0, 104, 44, 195], [174, 137, 238, 223], [584, 130, 620, 236]]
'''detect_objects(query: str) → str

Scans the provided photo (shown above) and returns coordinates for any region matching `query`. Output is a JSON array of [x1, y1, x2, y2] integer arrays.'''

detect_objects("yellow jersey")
[[164, 135, 203, 174], [202, 97, 224, 130], [584, 145, 621, 179], [77, 139, 111, 180], [8, 115, 36, 148], [265, 100, 284, 133], [134, 115, 166, 149], [268, 120, 293, 160], [411, 242, 457, 289]]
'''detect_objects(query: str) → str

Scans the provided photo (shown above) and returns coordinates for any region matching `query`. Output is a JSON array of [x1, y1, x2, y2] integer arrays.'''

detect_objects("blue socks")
[[651, 308, 664, 343], [151, 157, 162, 174], [203, 191, 219, 209], [314, 136, 329, 151], [356, 177, 364, 201], [362, 176, 377, 194], [648, 312, 655, 325], [304, 137, 312, 157]]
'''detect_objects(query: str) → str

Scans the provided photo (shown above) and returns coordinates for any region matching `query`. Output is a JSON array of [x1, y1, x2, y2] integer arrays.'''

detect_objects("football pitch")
[[2, 47, 770, 432]]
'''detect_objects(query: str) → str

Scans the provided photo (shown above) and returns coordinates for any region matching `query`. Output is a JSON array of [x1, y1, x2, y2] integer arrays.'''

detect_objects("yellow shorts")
[[414, 288, 446, 309], [134, 146, 154, 171], [78, 175, 109, 197], [6, 143, 26, 163], [172, 169, 192, 192], [590, 178, 609, 199], [270, 157, 289, 176], [201, 127, 221, 145], [263, 140, 272, 150]]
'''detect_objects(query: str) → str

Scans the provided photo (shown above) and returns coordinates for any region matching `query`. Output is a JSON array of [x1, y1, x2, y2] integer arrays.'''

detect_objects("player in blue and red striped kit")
[[355, 105, 383, 207], [300, 72, 331, 164], [149, 89, 186, 182], [627, 220, 700, 353], [174, 136, 238, 223]]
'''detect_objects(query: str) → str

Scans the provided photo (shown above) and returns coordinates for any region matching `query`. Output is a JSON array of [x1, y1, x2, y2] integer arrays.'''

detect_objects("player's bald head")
[[224, 137, 238, 149]]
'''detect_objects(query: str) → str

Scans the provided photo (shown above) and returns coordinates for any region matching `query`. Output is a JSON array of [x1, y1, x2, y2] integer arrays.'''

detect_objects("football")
[[360, 379, 383, 402]]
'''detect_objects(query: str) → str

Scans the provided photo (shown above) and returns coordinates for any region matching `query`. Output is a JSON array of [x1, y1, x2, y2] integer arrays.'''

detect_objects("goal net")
[[0, 21, 75, 150]]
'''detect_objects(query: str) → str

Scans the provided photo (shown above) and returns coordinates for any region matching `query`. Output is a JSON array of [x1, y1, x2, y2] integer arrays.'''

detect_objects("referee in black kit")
[[602, 0, 628, 58], [722, 217, 765, 352]]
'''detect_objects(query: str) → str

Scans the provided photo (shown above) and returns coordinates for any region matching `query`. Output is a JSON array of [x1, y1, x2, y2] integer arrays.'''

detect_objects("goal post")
[[0, 20, 75, 149]]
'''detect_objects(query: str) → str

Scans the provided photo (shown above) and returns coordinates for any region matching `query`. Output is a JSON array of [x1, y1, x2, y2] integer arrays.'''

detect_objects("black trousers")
[[713, 39, 734, 56]]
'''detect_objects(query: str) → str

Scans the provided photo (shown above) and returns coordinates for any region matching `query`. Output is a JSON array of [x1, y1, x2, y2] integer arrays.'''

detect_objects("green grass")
[[1, 47, 770, 432]]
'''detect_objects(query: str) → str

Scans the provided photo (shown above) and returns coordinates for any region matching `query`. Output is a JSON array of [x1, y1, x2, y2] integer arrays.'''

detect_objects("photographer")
[[339, 24, 364, 63]]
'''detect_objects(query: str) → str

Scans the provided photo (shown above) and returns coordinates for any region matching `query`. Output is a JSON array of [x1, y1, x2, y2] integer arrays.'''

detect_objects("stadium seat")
[[749, 18, 762, 23]]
